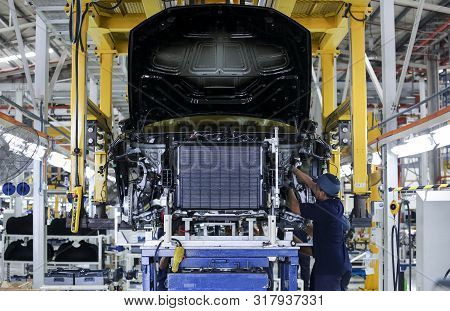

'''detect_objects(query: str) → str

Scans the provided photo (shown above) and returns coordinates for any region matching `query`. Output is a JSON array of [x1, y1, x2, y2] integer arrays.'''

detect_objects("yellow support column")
[[54, 195, 60, 219], [321, 52, 336, 119], [321, 51, 340, 177], [349, 6, 369, 195], [93, 52, 115, 206], [69, 1, 89, 232], [99, 52, 114, 122], [365, 112, 382, 291]]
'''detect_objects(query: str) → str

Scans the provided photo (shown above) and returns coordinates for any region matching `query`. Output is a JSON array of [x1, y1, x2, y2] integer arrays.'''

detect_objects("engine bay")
[[112, 118, 330, 240]]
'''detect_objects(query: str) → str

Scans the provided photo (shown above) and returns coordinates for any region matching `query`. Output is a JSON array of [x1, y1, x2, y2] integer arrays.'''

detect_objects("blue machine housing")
[[168, 273, 269, 291], [141, 247, 299, 291]]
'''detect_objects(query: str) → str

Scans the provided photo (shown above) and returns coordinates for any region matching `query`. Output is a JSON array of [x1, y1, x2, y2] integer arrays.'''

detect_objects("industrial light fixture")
[[0, 48, 55, 64], [47, 151, 71, 171], [0, 51, 35, 64], [391, 134, 436, 158], [431, 124, 450, 148]]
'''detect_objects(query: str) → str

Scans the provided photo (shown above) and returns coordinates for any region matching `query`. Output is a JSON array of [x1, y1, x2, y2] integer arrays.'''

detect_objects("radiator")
[[176, 144, 262, 210]]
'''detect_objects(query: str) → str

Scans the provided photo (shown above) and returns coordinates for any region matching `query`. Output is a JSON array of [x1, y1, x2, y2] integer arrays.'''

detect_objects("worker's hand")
[[292, 165, 305, 182]]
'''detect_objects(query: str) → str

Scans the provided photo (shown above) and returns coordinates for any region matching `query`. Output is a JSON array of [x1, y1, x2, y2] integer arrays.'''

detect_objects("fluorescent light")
[[48, 151, 70, 169], [431, 124, 450, 148], [62, 160, 71, 173], [391, 134, 436, 158], [0, 51, 35, 64], [0, 49, 55, 64]]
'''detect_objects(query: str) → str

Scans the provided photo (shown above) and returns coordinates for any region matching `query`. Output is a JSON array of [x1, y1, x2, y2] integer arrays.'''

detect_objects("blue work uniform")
[[301, 198, 351, 291]]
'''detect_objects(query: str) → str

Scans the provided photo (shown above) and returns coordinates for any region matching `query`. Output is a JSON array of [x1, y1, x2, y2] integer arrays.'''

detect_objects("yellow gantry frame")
[[69, 0, 164, 206], [275, 1, 371, 186], [70, 0, 372, 210], [349, 4, 370, 195], [318, 2, 371, 195]]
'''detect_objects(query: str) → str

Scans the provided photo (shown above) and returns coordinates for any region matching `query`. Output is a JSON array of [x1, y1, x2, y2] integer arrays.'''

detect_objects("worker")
[[287, 167, 351, 291]]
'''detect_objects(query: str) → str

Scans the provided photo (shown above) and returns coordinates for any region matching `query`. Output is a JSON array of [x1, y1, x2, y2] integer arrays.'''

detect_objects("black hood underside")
[[128, 4, 311, 129]]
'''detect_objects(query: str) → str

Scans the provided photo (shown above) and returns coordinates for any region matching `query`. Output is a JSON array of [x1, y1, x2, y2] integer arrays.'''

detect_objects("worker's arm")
[[288, 188, 301, 215], [292, 166, 321, 198], [288, 185, 322, 221]]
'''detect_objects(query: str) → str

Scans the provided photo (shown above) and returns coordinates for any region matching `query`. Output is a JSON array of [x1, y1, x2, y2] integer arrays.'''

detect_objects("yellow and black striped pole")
[[389, 184, 449, 192]]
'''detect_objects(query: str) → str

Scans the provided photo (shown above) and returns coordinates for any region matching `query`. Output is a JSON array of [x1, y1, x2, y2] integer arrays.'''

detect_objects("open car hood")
[[128, 4, 311, 128]]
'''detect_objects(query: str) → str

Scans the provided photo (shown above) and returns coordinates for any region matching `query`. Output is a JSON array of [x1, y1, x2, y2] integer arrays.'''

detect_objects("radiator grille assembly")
[[177, 144, 262, 210]]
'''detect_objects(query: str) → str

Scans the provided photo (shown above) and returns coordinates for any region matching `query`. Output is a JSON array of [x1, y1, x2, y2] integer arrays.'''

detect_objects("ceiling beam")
[[0, 22, 36, 35], [393, 0, 450, 15]]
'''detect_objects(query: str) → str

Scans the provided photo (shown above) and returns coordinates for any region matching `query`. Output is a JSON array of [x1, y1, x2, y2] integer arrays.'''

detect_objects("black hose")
[[404, 200, 412, 291], [391, 210, 401, 291], [153, 239, 164, 290], [343, 3, 367, 22], [391, 223, 399, 290]]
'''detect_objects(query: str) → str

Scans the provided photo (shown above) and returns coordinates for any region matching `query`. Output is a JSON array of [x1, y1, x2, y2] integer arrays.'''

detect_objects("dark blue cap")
[[316, 173, 340, 197]]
